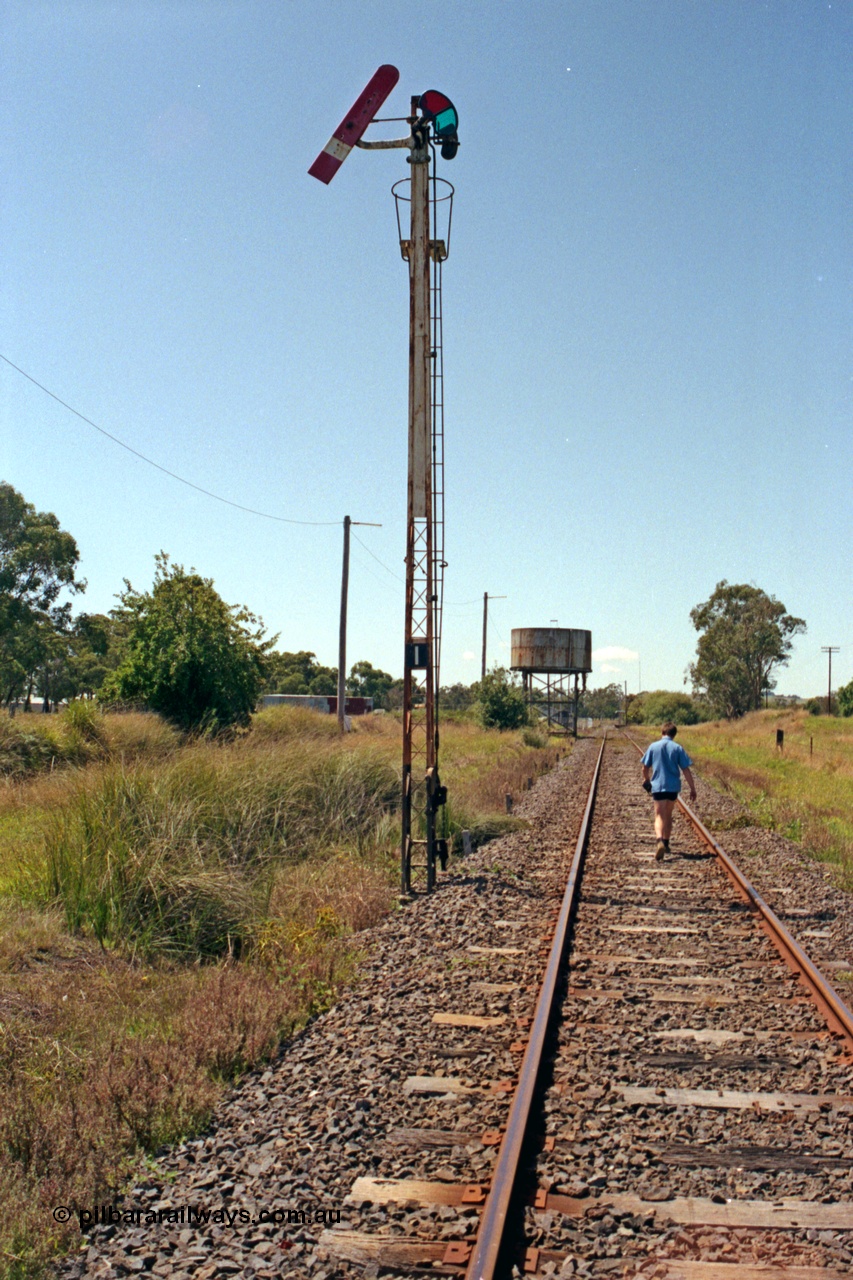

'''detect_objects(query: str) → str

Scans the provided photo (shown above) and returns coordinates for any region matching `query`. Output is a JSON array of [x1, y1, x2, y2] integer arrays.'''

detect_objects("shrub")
[[101, 554, 269, 733], [636, 690, 702, 726], [477, 668, 529, 731], [838, 679, 853, 718], [0, 709, 180, 780], [0, 718, 62, 776]]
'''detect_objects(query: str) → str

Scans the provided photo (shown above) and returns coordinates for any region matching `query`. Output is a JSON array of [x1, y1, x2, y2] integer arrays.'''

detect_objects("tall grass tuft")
[[40, 740, 398, 957], [250, 704, 342, 742], [0, 708, 181, 781]]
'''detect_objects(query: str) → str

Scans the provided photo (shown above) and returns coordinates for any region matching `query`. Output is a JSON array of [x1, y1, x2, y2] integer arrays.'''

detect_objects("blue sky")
[[2, 1, 850, 697]]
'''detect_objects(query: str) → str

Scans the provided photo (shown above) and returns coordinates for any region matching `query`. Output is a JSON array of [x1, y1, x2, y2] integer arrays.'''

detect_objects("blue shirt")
[[641, 736, 693, 793]]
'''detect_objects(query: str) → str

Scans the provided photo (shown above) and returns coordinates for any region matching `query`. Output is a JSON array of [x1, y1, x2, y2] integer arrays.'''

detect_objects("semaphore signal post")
[[309, 68, 459, 895]]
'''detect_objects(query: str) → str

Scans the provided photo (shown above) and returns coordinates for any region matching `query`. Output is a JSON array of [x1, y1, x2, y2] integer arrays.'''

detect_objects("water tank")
[[510, 628, 592, 674]]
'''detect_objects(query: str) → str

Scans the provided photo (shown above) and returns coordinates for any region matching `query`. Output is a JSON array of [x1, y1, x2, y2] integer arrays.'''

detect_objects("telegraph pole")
[[337, 517, 381, 733], [338, 516, 351, 732], [481, 593, 507, 682], [822, 646, 839, 716]]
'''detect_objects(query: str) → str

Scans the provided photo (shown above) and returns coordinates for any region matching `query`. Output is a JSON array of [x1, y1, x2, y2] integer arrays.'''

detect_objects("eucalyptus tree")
[[689, 581, 805, 719], [0, 482, 84, 706]]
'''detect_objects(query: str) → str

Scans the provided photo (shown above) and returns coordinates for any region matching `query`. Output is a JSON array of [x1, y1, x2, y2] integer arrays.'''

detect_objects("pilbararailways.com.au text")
[[53, 1204, 342, 1231]]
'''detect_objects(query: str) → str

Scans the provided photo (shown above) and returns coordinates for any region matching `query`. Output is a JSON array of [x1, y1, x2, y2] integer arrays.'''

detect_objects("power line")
[[351, 530, 405, 582], [0, 352, 340, 527], [349, 533, 484, 610], [350, 549, 401, 592]]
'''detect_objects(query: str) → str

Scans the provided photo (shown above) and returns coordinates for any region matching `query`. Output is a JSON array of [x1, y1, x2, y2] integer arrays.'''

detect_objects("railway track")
[[63, 733, 853, 1280], [325, 733, 853, 1278]]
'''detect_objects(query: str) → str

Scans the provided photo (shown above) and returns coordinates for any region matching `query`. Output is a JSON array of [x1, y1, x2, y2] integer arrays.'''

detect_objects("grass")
[[434, 716, 566, 847], [0, 705, 565, 1279], [0, 908, 325, 1279], [37, 739, 398, 956], [677, 710, 853, 888], [0, 705, 179, 779]]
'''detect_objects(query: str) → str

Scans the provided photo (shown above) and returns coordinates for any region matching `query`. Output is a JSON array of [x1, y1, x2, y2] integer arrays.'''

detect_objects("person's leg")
[[659, 799, 675, 842], [653, 799, 675, 839], [653, 799, 675, 858], [653, 800, 666, 840]]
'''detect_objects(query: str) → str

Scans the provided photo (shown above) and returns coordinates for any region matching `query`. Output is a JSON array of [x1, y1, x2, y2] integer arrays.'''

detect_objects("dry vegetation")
[[678, 710, 853, 888], [0, 704, 567, 1279]]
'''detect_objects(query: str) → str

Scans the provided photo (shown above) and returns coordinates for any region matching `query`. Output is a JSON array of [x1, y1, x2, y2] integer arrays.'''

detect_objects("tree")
[[689, 581, 805, 719], [260, 650, 337, 696], [837, 679, 853, 718], [385, 678, 406, 711], [579, 683, 623, 720], [476, 667, 529, 731], [101, 554, 271, 731], [629, 690, 702, 726], [440, 682, 477, 712], [0, 482, 85, 705], [347, 660, 395, 708], [64, 613, 126, 699]]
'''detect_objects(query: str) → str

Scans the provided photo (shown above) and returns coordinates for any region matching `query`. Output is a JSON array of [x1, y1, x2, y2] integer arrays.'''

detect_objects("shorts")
[[651, 791, 679, 802]]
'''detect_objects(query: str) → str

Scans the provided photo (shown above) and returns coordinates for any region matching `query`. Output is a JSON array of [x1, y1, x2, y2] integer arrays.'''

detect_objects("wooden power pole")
[[481, 593, 507, 683], [822, 646, 840, 716], [337, 516, 381, 733]]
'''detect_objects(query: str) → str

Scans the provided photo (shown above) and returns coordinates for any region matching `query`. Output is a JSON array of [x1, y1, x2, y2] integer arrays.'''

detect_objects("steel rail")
[[465, 736, 607, 1280], [624, 731, 853, 1054]]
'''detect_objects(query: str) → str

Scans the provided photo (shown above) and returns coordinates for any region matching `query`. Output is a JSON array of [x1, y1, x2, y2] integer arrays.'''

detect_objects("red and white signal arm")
[[308, 64, 400, 184]]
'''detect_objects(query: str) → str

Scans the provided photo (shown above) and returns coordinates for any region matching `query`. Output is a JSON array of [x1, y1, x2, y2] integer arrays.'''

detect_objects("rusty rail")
[[624, 731, 853, 1054], [465, 736, 607, 1280]]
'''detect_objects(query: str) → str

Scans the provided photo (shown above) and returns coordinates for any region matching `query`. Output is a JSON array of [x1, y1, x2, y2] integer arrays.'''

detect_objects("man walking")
[[641, 722, 697, 861]]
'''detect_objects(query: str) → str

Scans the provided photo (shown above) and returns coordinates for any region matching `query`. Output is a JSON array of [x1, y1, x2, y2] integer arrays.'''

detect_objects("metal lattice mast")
[[308, 69, 457, 897], [400, 105, 436, 894]]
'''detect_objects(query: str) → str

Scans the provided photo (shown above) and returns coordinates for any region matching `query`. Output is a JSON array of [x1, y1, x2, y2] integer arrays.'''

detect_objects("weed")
[[0, 709, 180, 784], [250, 704, 340, 743], [0, 718, 61, 777], [446, 954, 488, 969], [707, 813, 755, 832]]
